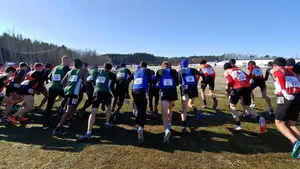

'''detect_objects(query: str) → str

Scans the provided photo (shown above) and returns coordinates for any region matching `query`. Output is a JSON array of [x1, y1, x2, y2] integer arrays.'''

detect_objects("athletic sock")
[[203, 100, 207, 105], [236, 121, 241, 126], [87, 131, 92, 135], [213, 97, 217, 102], [182, 121, 187, 127]]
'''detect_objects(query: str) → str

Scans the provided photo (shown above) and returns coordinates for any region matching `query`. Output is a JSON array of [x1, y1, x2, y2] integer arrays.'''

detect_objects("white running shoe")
[[235, 125, 242, 131], [137, 127, 144, 145], [164, 129, 171, 144], [250, 103, 256, 108]]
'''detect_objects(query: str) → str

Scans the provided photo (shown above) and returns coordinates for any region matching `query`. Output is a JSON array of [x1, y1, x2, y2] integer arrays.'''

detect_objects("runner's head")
[[5, 66, 16, 77], [34, 63, 44, 72], [45, 63, 53, 69], [104, 62, 113, 71], [140, 61, 147, 68], [161, 61, 170, 69], [199, 59, 207, 69], [83, 62, 89, 70], [19, 62, 29, 70], [267, 61, 273, 68], [248, 60, 256, 66], [61, 55, 71, 66], [120, 63, 126, 68], [223, 62, 233, 70], [74, 59, 83, 69], [273, 57, 287, 68], [286, 58, 296, 66], [92, 65, 98, 70], [229, 59, 236, 66], [180, 59, 189, 68]]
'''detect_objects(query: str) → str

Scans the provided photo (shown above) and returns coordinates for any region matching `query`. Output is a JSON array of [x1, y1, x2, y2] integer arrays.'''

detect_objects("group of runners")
[[0, 55, 299, 158]]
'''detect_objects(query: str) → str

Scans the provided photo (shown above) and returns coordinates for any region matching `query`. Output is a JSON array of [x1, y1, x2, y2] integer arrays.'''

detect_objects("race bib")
[[163, 79, 173, 86], [117, 72, 125, 78], [185, 76, 195, 83], [28, 88, 34, 94], [285, 76, 300, 88], [52, 74, 61, 81], [253, 68, 263, 77], [96, 76, 106, 83], [21, 80, 29, 86], [237, 73, 246, 81], [14, 83, 21, 88], [69, 75, 78, 82], [203, 68, 214, 75], [72, 98, 78, 105], [277, 97, 284, 104], [134, 78, 142, 85], [87, 76, 93, 81]]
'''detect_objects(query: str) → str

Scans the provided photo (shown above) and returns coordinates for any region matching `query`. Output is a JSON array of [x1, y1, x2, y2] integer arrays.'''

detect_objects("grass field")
[[1, 67, 300, 169]]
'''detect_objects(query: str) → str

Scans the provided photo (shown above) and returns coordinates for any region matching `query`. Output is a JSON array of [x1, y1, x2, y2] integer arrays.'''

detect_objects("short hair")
[[273, 57, 287, 67], [140, 61, 147, 68], [5, 66, 16, 73], [74, 59, 83, 69], [34, 63, 44, 69], [61, 55, 70, 62], [104, 63, 113, 70], [161, 61, 170, 68], [223, 62, 233, 70], [199, 59, 207, 65], [83, 62, 89, 68], [229, 59, 236, 65], [267, 61, 273, 67], [248, 60, 256, 66], [286, 58, 296, 66], [120, 63, 126, 68], [19, 62, 28, 68]]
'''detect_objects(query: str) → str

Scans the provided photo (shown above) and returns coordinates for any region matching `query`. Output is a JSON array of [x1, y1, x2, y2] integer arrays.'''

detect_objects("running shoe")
[[105, 122, 111, 128], [42, 124, 50, 130], [7, 116, 20, 125], [53, 128, 67, 136], [77, 133, 92, 142], [137, 127, 144, 145], [134, 125, 139, 131], [19, 117, 29, 122], [242, 110, 250, 118], [202, 105, 208, 109], [1, 116, 11, 124], [181, 126, 187, 133], [235, 125, 242, 131], [164, 129, 171, 144], [291, 140, 300, 158], [250, 103, 256, 108], [212, 100, 218, 109], [259, 117, 267, 133]]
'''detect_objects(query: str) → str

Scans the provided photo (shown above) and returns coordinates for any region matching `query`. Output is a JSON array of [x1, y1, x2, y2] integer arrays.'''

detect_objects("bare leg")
[[287, 121, 300, 140], [87, 108, 98, 133], [275, 120, 298, 144], [2, 96, 14, 117]]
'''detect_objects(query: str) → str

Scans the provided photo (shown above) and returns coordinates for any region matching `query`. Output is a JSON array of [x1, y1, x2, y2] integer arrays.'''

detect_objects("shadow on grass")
[[0, 109, 291, 155]]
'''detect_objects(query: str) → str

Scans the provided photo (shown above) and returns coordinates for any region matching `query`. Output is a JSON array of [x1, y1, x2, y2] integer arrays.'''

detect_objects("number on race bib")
[[285, 76, 300, 88], [253, 68, 263, 76], [204, 68, 214, 75], [14, 83, 21, 88], [163, 79, 173, 86], [117, 73, 125, 78], [96, 76, 106, 83], [69, 75, 78, 82], [134, 78, 142, 85], [52, 74, 61, 81], [277, 97, 284, 104], [185, 76, 195, 83]]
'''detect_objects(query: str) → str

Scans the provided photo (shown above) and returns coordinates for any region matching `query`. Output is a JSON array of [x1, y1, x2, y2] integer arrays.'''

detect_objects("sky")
[[0, 0, 300, 57]]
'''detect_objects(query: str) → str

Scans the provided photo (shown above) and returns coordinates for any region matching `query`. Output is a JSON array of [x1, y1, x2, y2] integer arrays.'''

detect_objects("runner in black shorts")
[[149, 69, 160, 115], [198, 59, 218, 109], [155, 61, 178, 144]]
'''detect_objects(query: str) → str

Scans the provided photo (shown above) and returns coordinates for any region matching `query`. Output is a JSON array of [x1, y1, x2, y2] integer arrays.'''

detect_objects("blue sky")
[[0, 0, 300, 57]]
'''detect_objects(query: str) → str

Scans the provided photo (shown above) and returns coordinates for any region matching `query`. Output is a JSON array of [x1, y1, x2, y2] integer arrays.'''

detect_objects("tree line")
[[0, 31, 287, 66]]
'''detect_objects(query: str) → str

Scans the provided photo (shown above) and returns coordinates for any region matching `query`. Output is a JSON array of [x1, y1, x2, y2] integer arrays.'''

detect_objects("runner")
[[198, 59, 218, 109], [248, 61, 274, 115], [8, 63, 44, 124], [79, 65, 98, 113], [223, 62, 267, 132], [42, 56, 71, 129], [272, 57, 300, 158], [0, 67, 17, 124], [112, 63, 131, 123], [265, 61, 275, 81], [78, 63, 116, 141], [128, 61, 152, 145], [149, 69, 159, 115], [53, 59, 85, 136], [178, 59, 202, 133], [155, 61, 178, 144]]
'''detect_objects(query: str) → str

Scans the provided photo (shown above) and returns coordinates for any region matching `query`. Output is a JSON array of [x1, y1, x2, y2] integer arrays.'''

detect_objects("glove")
[[282, 89, 295, 101]]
